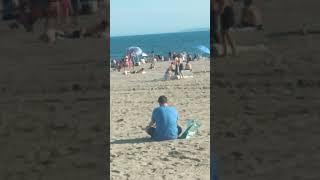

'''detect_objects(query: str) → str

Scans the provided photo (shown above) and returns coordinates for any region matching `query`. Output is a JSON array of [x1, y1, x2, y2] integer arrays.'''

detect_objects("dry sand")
[[110, 61, 210, 179], [0, 15, 107, 179], [214, 0, 320, 179]]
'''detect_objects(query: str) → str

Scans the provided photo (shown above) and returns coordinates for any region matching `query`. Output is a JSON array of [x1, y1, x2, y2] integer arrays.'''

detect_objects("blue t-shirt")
[[152, 106, 179, 141]]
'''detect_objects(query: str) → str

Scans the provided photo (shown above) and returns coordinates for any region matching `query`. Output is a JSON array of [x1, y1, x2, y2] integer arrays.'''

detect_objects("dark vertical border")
[[106, 0, 111, 178], [210, 0, 219, 179]]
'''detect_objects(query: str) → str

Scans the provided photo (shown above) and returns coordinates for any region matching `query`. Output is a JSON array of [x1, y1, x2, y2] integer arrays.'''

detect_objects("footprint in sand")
[[160, 157, 170, 161], [111, 170, 120, 174], [116, 119, 124, 122], [231, 151, 243, 160]]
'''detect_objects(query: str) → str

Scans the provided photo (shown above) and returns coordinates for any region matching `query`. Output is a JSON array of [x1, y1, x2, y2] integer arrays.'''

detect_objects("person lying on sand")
[[145, 96, 182, 141], [130, 68, 146, 74], [81, 20, 108, 38], [240, 0, 263, 30], [42, 20, 108, 42]]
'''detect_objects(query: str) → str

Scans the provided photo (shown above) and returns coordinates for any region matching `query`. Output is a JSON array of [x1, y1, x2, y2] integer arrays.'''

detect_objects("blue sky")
[[110, 0, 210, 37]]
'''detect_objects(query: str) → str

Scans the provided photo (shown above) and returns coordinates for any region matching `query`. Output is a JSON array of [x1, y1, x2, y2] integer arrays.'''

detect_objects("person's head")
[[158, 95, 168, 106]]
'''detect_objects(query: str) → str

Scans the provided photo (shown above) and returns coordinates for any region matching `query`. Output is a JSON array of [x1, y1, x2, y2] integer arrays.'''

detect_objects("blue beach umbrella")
[[127, 46, 143, 57], [196, 45, 210, 54]]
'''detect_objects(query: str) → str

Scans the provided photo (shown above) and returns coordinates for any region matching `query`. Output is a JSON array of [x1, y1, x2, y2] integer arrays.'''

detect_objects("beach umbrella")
[[127, 46, 143, 57], [141, 52, 148, 57], [196, 45, 210, 54]]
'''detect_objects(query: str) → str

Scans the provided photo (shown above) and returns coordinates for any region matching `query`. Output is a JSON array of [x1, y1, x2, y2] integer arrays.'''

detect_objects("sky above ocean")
[[110, 0, 210, 37]]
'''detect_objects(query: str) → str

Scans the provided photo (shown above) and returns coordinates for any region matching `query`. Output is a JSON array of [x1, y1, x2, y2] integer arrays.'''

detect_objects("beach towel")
[[178, 119, 201, 139]]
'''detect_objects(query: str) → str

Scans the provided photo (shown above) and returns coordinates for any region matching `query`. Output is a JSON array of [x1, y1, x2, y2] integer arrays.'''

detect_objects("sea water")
[[110, 31, 210, 60]]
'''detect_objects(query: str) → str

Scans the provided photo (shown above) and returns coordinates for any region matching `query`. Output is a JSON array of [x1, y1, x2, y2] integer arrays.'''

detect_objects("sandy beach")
[[0, 15, 107, 179], [214, 0, 320, 179], [110, 60, 210, 179]]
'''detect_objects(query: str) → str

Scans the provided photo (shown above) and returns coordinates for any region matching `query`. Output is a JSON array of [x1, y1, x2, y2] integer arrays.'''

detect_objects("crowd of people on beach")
[[1, 0, 107, 43], [111, 51, 197, 80], [213, 0, 263, 57]]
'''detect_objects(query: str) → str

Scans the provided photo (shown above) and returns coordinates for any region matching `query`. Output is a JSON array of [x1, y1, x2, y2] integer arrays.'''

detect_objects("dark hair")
[[244, 0, 253, 6], [158, 95, 168, 104]]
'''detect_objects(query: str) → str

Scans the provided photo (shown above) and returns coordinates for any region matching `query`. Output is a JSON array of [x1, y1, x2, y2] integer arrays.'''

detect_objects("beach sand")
[[110, 60, 210, 179], [0, 15, 107, 179], [214, 0, 320, 179]]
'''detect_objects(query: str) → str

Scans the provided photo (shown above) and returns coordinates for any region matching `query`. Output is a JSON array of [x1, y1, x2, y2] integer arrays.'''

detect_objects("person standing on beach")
[[213, 0, 222, 44], [145, 96, 182, 141], [70, 0, 79, 25], [219, 0, 237, 56], [178, 56, 184, 79], [174, 57, 179, 76], [59, 0, 72, 31], [240, 0, 263, 30]]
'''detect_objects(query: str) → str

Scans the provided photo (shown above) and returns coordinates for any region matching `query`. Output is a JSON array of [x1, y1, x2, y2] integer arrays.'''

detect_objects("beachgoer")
[[150, 58, 156, 69], [174, 57, 179, 76], [187, 54, 192, 63], [81, 19, 107, 37], [10, 0, 47, 32], [59, 0, 72, 30], [168, 62, 175, 72], [219, 0, 237, 56], [123, 56, 129, 72], [70, 0, 79, 25], [47, 0, 61, 24], [10, 1, 32, 31], [193, 54, 198, 61], [185, 62, 192, 71], [132, 56, 135, 70], [145, 96, 182, 141], [136, 67, 145, 74], [164, 68, 172, 80], [178, 57, 184, 78], [213, 0, 222, 44], [172, 52, 177, 59], [240, 0, 263, 30]]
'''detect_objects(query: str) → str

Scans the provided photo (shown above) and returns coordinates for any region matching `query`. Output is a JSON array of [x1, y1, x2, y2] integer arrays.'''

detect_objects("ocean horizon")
[[110, 30, 210, 60]]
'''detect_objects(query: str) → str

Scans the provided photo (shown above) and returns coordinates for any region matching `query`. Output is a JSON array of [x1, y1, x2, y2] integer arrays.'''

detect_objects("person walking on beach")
[[145, 96, 182, 141], [219, 0, 237, 56]]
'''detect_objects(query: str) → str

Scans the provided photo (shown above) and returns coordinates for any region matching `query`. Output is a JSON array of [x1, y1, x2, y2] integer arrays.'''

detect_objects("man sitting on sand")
[[145, 96, 182, 141]]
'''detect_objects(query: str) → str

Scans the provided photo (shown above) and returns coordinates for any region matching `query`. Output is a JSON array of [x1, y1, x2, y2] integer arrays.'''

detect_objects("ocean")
[[110, 31, 210, 60]]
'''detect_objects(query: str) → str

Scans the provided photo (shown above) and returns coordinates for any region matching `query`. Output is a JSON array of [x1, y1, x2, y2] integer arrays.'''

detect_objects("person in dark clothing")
[[219, 0, 236, 56], [70, 0, 79, 24], [240, 0, 263, 30]]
